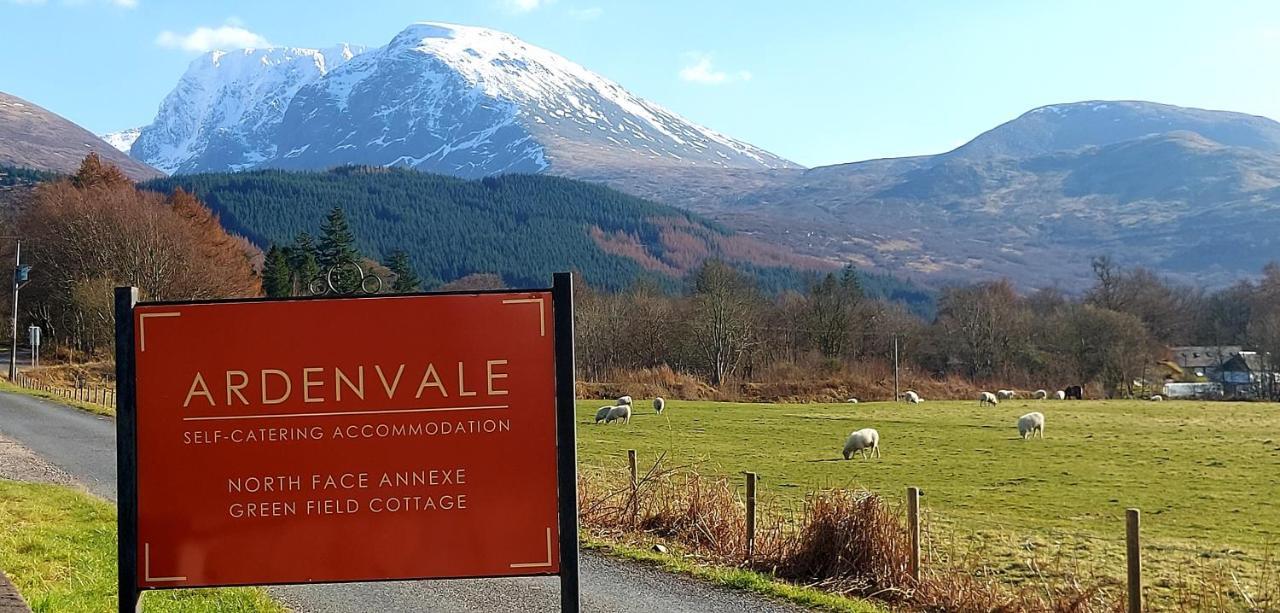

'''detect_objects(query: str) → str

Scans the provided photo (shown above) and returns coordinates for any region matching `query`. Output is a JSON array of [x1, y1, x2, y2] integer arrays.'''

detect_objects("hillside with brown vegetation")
[[0, 91, 162, 181]]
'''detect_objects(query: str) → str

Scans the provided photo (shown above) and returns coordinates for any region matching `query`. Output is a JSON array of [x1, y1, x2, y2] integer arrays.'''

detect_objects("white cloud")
[[501, 0, 552, 13], [567, 6, 602, 21], [156, 24, 271, 53], [678, 53, 752, 85]]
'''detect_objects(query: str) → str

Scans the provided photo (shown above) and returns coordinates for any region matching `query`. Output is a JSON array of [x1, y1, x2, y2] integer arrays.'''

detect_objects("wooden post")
[[745, 472, 757, 562], [893, 335, 900, 402], [627, 449, 638, 527], [907, 486, 921, 582], [1127, 508, 1142, 613]]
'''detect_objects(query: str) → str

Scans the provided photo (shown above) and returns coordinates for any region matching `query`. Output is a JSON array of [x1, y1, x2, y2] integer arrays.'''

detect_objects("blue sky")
[[2, 0, 1278, 167]]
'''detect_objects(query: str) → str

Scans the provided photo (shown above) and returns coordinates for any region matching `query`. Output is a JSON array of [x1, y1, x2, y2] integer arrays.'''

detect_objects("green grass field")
[[0, 480, 283, 613], [577, 398, 1280, 601]]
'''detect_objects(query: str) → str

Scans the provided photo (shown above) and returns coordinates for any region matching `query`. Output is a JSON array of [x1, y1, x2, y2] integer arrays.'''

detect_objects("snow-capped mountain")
[[101, 127, 141, 153], [130, 23, 797, 177], [131, 44, 364, 174]]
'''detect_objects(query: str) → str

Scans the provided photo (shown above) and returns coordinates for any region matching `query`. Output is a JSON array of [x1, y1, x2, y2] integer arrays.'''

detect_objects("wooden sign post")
[[115, 273, 579, 612]]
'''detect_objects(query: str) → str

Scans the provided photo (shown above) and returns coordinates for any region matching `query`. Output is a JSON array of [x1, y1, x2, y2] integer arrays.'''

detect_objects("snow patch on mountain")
[[101, 127, 141, 153], [129, 23, 796, 176], [131, 44, 365, 174]]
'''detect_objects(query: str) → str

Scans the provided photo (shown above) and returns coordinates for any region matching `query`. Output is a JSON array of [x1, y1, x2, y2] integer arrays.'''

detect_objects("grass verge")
[[0, 480, 282, 612], [0, 381, 113, 417], [582, 536, 886, 613]]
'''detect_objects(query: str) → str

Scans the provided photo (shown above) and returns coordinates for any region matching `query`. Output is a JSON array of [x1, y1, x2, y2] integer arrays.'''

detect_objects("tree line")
[[260, 207, 422, 297], [8, 154, 261, 355], [577, 256, 1280, 397]]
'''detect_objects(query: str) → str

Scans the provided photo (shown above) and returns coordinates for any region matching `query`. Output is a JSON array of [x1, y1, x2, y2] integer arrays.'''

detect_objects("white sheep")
[[902, 391, 922, 404], [617, 395, 633, 406], [997, 389, 1017, 400], [1033, 389, 1048, 400], [594, 406, 613, 424], [1018, 412, 1045, 440], [842, 428, 881, 460], [846, 398, 859, 404], [605, 404, 632, 424], [653, 397, 665, 414], [980, 391, 999, 406], [1054, 390, 1066, 400], [1150, 395, 1164, 402]]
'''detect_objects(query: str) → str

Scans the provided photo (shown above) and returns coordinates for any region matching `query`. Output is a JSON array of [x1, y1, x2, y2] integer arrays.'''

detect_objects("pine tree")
[[318, 207, 359, 269], [385, 249, 422, 293], [262, 244, 292, 297], [839, 264, 863, 301], [287, 232, 320, 294], [317, 208, 361, 293]]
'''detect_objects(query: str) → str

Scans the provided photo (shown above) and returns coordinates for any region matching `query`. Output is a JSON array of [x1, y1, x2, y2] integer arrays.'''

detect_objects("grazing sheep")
[[980, 391, 999, 406], [902, 391, 922, 404], [617, 395, 633, 406], [605, 404, 632, 424], [997, 389, 1017, 400], [842, 428, 881, 460], [1064, 385, 1084, 400], [1018, 412, 1045, 440], [1054, 390, 1066, 400], [1033, 389, 1048, 400], [846, 398, 859, 404], [1150, 395, 1164, 402], [594, 406, 614, 424], [653, 397, 666, 414]]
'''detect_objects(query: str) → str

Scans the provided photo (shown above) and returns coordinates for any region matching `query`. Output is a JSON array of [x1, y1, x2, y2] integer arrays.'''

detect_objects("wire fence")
[[12, 372, 116, 410]]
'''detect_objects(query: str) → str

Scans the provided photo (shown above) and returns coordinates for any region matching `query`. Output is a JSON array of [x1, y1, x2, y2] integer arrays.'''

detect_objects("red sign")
[[132, 292, 561, 588]]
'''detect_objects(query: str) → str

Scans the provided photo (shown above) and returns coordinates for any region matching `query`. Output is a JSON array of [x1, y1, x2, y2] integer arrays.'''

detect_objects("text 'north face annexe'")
[[181, 361, 511, 409]]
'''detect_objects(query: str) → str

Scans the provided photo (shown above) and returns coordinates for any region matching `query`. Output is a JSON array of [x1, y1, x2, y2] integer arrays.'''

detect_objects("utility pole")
[[890, 335, 901, 404], [9, 238, 20, 381]]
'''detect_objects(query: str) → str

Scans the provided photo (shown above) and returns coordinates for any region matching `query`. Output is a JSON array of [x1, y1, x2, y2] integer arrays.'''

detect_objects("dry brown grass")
[[583, 359, 988, 403], [21, 360, 114, 388], [577, 364, 720, 402], [580, 459, 1144, 612]]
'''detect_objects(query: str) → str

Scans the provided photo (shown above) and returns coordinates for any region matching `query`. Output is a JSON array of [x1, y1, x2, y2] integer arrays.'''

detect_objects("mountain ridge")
[[586, 100, 1280, 288], [130, 22, 798, 178], [0, 91, 162, 181]]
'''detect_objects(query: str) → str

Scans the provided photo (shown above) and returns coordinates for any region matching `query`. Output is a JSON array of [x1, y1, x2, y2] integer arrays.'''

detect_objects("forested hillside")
[[142, 167, 928, 305]]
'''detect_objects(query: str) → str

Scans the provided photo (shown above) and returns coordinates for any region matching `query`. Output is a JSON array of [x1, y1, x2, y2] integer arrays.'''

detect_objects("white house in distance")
[[1164, 346, 1276, 399]]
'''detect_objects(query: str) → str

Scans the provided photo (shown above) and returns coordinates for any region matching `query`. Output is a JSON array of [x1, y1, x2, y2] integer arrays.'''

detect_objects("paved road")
[[0, 391, 804, 613]]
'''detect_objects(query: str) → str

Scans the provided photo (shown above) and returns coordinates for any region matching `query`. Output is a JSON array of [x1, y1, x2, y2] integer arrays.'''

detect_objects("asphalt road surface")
[[0, 391, 805, 613]]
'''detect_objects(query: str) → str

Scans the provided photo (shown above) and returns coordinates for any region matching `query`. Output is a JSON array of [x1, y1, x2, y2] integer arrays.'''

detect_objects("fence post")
[[627, 449, 638, 528], [745, 471, 757, 562], [1127, 508, 1142, 613], [907, 486, 921, 582]]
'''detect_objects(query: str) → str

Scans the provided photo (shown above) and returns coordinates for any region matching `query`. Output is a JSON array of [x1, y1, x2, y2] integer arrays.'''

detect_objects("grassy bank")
[[0, 380, 113, 417], [0, 480, 282, 612], [576, 398, 1280, 608]]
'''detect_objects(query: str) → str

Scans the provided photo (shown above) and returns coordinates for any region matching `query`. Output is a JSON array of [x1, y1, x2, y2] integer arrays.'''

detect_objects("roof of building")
[[1220, 352, 1266, 372], [1170, 346, 1243, 369]]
